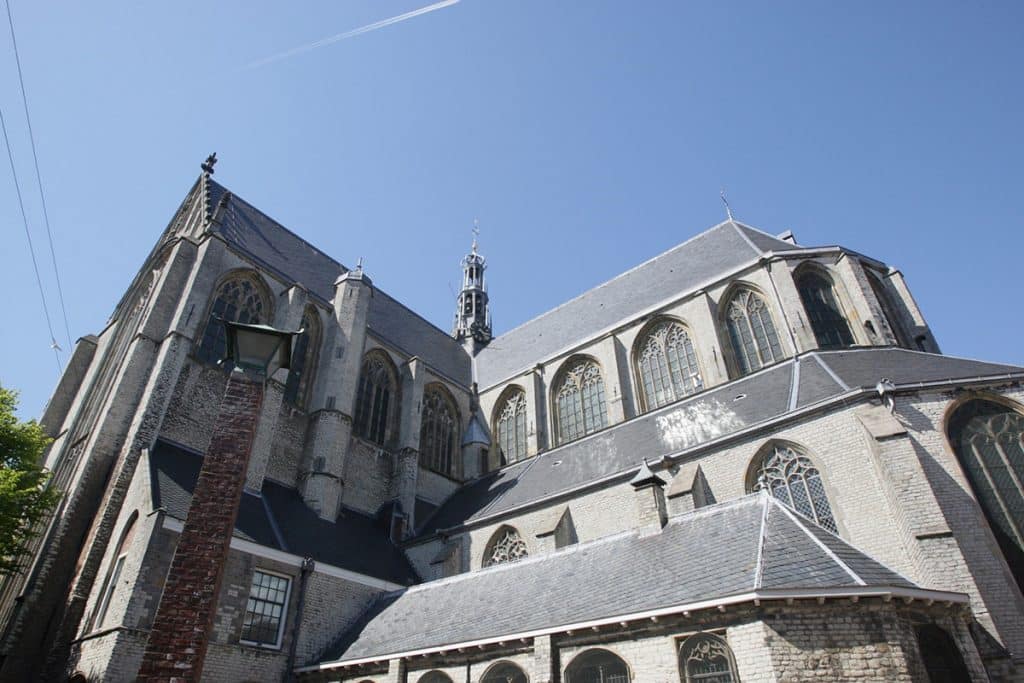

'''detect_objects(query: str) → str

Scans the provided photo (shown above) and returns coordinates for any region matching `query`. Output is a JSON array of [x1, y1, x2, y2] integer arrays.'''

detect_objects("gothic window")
[[353, 351, 398, 446], [867, 270, 912, 347], [947, 399, 1024, 592], [915, 625, 971, 683], [90, 511, 137, 631], [564, 649, 630, 683], [419, 672, 455, 683], [481, 661, 529, 683], [283, 307, 320, 408], [678, 633, 739, 683], [725, 288, 783, 375], [196, 272, 270, 365], [554, 358, 608, 444], [494, 388, 528, 465], [751, 444, 838, 533], [797, 271, 854, 349], [420, 384, 459, 478], [483, 526, 528, 567], [240, 569, 291, 648], [635, 320, 704, 411]]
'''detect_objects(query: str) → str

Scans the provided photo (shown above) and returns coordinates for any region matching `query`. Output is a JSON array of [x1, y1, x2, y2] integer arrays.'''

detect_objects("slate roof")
[[206, 180, 471, 386], [474, 221, 798, 388], [148, 440, 419, 585], [417, 348, 1024, 536], [314, 494, 920, 666]]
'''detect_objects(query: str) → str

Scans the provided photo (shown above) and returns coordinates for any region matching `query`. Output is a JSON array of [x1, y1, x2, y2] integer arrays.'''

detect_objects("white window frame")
[[239, 568, 292, 650]]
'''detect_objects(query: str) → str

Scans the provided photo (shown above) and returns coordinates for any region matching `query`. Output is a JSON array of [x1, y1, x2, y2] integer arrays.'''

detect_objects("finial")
[[720, 188, 734, 221], [355, 256, 364, 273], [471, 218, 480, 253], [201, 152, 218, 175]]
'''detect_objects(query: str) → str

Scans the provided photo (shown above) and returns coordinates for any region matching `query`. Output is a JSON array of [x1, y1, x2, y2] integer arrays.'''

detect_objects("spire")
[[453, 219, 492, 346]]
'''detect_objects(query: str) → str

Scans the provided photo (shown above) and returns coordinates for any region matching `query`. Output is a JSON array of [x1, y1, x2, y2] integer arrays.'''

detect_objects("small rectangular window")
[[239, 569, 291, 649]]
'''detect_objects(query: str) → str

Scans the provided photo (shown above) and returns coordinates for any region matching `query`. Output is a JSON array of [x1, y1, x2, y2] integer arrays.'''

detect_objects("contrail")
[[245, 0, 460, 70]]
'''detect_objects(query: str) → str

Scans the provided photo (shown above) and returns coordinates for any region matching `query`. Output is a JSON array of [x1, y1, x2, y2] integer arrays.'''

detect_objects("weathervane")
[[201, 152, 218, 175], [355, 256, 364, 273], [471, 218, 480, 253], [720, 188, 734, 221]]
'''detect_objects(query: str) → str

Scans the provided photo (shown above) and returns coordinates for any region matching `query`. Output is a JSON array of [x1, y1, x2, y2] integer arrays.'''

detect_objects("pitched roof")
[[418, 348, 1024, 536], [148, 439, 419, 585], [314, 494, 921, 667], [474, 220, 796, 389]]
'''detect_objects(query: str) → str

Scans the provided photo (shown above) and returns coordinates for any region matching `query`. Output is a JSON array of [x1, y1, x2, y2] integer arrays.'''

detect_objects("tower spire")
[[453, 219, 491, 347]]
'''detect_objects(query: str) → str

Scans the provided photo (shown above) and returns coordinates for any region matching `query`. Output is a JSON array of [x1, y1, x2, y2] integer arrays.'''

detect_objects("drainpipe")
[[285, 557, 316, 682]]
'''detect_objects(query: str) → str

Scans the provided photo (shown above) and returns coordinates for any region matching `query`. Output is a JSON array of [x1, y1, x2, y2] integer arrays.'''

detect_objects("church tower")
[[453, 225, 492, 348]]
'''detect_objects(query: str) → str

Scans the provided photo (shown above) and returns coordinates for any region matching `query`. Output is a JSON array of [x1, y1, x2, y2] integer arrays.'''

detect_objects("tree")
[[0, 386, 60, 576]]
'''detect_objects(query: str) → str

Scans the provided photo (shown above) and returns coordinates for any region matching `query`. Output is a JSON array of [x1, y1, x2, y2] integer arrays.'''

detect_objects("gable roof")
[[310, 493, 938, 669], [474, 220, 797, 388], [417, 348, 1024, 537], [148, 439, 419, 585]]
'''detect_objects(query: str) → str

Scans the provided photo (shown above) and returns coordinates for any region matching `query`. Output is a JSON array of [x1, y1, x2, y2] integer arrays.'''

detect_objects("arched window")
[[947, 399, 1024, 592], [796, 271, 854, 349], [353, 351, 398, 446], [554, 358, 608, 444], [90, 511, 138, 631], [196, 272, 271, 365], [418, 672, 455, 683], [724, 288, 783, 374], [564, 648, 630, 683], [751, 444, 837, 533], [635, 320, 704, 411], [867, 270, 911, 347], [483, 526, 528, 567], [420, 384, 459, 477], [494, 388, 528, 465], [481, 661, 529, 683], [915, 625, 971, 683], [678, 633, 739, 683], [283, 307, 320, 408]]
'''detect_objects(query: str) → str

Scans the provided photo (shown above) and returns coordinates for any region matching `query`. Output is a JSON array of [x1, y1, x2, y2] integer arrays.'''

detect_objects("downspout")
[[285, 557, 315, 682]]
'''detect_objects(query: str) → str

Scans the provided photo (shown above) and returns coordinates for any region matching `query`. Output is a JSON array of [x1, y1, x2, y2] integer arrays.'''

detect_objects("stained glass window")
[[481, 661, 529, 683], [636, 320, 704, 411], [283, 307, 320, 408], [679, 633, 738, 683], [353, 351, 397, 446], [484, 527, 528, 567], [555, 359, 607, 444], [196, 274, 269, 365], [495, 389, 528, 465], [565, 649, 630, 683], [752, 444, 837, 533], [948, 399, 1024, 592], [725, 289, 783, 375], [797, 271, 854, 349], [240, 570, 290, 648], [420, 385, 458, 477]]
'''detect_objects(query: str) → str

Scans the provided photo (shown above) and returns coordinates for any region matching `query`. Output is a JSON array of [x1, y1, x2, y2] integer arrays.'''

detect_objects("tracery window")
[[724, 288, 783, 375], [353, 351, 398, 446], [752, 444, 838, 533], [636, 320, 704, 411], [867, 270, 911, 347], [915, 625, 971, 683], [797, 271, 854, 349], [418, 673, 454, 683], [948, 399, 1024, 592], [420, 384, 459, 477], [564, 649, 630, 683], [196, 273, 270, 365], [481, 661, 529, 683], [495, 388, 528, 465], [679, 633, 739, 683], [554, 359, 608, 444], [483, 526, 528, 567], [283, 307, 320, 408]]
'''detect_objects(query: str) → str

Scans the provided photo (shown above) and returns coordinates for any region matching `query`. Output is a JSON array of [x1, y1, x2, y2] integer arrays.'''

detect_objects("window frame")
[[239, 568, 293, 650], [492, 385, 529, 466], [194, 270, 273, 367], [563, 647, 632, 683], [677, 631, 739, 683], [482, 525, 529, 568], [283, 305, 321, 409], [551, 356, 609, 446], [720, 284, 784, 376], [632, 317, 705, 412], [419, 383, 461, 478], [747, 441, 840, 534], [352, 348, 401, 447], [794, 267, 855, 350]]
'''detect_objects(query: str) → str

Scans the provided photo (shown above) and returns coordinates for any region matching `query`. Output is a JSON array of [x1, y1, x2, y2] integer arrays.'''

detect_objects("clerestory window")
[[353, 351, 399, 446], [725, 288, 782, 375], [554, 358, 607, 444], [797, 271, 854, 349], [494, 388, 528, 465], [635, 320, 704, 411], [420, 384, 459, 478]]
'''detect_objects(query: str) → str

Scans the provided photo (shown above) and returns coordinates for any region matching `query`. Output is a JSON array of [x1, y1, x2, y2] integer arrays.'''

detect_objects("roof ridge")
[[732, 220, 802, 249], [770, 498, 865, 586]]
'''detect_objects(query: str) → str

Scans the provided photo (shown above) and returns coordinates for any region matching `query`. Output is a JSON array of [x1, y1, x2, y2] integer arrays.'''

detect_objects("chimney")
[[630, 460, 667, 533]]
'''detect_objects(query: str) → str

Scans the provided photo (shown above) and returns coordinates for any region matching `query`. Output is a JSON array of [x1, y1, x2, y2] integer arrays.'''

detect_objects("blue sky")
[[2, 1, 1022, 419]]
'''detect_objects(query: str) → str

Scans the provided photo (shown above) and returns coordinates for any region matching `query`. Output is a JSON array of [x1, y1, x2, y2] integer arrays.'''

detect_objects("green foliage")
[[0, 386, 60, 576]]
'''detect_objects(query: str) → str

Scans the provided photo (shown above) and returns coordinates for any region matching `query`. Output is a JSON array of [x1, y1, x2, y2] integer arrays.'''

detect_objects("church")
[[2, 160, 1023, 682]]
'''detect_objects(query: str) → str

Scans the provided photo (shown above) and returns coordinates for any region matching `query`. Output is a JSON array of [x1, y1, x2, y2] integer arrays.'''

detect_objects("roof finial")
[[471, 218, 480, 254], [201, 152, 218, 175], [720, 188, 734, 221], [355, 256, 364, 273]]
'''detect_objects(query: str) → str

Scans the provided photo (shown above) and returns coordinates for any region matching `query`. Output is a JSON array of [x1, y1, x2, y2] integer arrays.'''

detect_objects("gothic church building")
[[3, 166, 1024, 682]]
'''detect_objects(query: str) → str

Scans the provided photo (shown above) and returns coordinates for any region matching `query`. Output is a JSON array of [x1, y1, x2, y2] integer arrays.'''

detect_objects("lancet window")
[[724, 288, 783, 374], [636, 320, 704, 410], [353, 351, 398, 446], [495, 389, 528, 465], [196, 272, 270, 365], [564, 649, 630, 683], [751, 444, 837, 533], [283, 307, 320, 408], [554, 359, 608, 444], [678, 633, 739, 683], [797, 271, 854, 349], [420, 384, 459, 477], [483, 526, 528, 567], [867, 270, 912, 347]]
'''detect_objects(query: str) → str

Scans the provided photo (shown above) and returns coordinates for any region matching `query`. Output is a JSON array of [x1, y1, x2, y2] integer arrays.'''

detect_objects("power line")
[[5, 0, 73, 352], [1, 105, 61, 377]]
